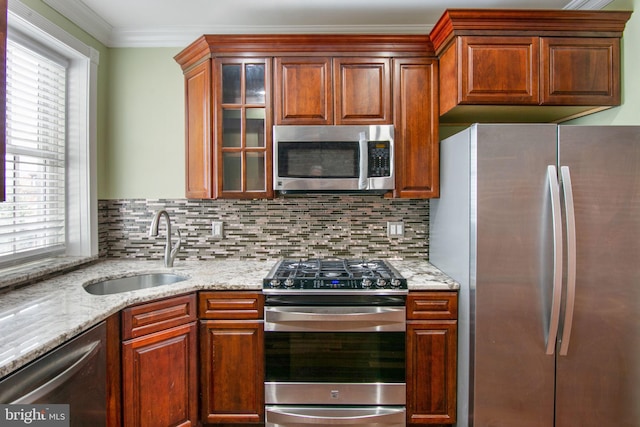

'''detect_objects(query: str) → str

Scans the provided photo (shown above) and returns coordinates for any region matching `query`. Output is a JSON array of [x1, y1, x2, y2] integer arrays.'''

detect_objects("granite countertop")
[[0, 258, 458, 378]]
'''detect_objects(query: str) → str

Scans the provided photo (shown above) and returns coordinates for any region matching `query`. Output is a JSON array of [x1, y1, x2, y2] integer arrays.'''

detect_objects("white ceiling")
[[41, 0, 613, 48]]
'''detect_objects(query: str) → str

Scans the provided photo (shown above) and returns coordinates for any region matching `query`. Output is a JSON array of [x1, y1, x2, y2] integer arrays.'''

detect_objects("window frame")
[[2, 0, 98, 269]]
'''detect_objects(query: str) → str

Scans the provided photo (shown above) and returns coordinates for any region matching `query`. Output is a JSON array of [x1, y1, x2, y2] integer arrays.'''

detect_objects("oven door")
[[264, 305, 406, 406]]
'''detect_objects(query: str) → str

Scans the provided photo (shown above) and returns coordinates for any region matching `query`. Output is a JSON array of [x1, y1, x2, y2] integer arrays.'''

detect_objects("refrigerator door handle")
[[559, 166, 577, 356], [546, 165, 563, 355]]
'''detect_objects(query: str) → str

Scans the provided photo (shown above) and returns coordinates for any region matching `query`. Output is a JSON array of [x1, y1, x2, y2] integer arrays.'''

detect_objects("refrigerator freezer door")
[[555, 126, 640, 427], [431, 124, 559, 427], [472, 124, 558, 427]]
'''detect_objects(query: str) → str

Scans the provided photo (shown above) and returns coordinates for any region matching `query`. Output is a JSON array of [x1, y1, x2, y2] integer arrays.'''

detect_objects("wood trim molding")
[[430, 9, 632, 54], [175, 34, 435, 71]]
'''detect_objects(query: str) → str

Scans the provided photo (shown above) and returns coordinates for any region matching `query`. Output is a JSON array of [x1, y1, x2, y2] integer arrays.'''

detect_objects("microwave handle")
[[358, 132, 368, 189]]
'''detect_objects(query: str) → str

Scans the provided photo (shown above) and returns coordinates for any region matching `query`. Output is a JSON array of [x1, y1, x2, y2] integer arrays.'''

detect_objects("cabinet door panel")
[[407, 321, 457, 425], [122, 293, 197, 340], [184, 61, 212, 198], [407, 292, 458, 320], [201, 320, 264, 424], [393, 58, 439, 199], [461, 36, 539, 105], [216, 58, 272, 199], [541, 37, 620, 105], [334, 58, 391, 124], [122, 323, 198, 427], [199, 291, 264, 319], [274, 57, 332, 125]]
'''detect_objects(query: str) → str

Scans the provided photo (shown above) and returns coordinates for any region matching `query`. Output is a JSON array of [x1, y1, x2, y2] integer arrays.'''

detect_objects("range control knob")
[[376, 278, 387, 288], [361, 278, 372, 288], [391, 279, 402, 288], [284, 278, 295, 288], [269, 279, 281, 288]]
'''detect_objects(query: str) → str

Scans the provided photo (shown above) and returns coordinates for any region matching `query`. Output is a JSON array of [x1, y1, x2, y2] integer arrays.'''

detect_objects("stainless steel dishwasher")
[[0, 321, 107, 426]]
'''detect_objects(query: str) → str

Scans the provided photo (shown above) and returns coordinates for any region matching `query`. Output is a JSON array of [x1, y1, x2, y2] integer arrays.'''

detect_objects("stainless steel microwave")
[[273, 125, 395, 193]]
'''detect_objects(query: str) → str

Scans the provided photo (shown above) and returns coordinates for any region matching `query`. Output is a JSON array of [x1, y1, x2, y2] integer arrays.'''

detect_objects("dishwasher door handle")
[[12, 341, 101, 404]]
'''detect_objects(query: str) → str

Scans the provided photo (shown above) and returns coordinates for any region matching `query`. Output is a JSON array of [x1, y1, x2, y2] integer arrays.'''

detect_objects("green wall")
[[104, 48, 184, 198]]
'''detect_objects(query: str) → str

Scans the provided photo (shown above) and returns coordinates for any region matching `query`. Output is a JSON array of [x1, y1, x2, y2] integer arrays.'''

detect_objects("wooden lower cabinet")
[[199, 291, 265, 425], [406, 292, 458, 425], [121, 294, 198, 427]]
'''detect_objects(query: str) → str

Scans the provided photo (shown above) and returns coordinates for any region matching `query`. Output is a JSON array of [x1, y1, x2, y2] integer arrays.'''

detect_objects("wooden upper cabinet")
[[215, 57, 273, 199], [175, 34, 435, 199], [333, 57, 391, 124], [274, 56, 392, 125], [457, 36, 540, 106], [274, 57, 333, 125], [184, 60, 212, 198], [431, 9, 631, 123], [393, 58, 439, 199], [541, 37, 620, 106]]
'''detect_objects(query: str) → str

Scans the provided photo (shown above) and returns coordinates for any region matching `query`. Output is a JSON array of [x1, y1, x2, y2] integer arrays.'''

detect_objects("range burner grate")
[[263, 258, 407, 292]]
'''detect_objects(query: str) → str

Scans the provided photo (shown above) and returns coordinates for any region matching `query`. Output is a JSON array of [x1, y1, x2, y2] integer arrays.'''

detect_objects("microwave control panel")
[[368, 141, 392, 177]]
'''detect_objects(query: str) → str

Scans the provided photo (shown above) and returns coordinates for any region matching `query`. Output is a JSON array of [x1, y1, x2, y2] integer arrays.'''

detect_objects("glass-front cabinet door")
[[216, 58, 272, 198]]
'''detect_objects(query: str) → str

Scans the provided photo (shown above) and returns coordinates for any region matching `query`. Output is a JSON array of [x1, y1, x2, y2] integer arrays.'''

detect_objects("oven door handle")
[[264, 306, 406, 332], [266, 405, 406, 425]]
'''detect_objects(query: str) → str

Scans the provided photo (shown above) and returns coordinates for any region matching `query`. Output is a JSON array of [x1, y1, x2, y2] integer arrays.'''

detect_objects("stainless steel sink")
[[83, 273, 187, 295]]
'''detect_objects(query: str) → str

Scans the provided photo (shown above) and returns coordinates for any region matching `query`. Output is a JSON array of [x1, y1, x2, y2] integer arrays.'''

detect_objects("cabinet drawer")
[[199, 291, 264, 319], [407, 292, 458, 320], [122, 293, 197, 340]]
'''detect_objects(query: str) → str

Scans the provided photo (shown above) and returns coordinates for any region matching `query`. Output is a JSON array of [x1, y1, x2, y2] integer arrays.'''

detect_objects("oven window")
[[278, 142, 359, 178], [265, 332, 405, 383]]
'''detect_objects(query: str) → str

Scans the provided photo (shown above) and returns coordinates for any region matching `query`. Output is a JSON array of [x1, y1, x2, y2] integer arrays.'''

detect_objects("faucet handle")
[[170, 227, 182, 261]]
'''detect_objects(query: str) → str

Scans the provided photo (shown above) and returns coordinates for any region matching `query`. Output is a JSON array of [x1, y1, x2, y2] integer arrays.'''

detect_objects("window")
[[0, 1, 98, 270], [1, 39, 67, 264]]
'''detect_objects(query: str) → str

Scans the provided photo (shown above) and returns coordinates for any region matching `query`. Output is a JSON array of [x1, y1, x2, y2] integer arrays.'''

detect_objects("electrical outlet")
[[211, 221, 224, 238], [387, 221, 404, 238]]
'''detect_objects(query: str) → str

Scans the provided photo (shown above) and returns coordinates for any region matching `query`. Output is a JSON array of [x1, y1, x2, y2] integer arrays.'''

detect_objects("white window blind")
[[0, 39, 67, 266]]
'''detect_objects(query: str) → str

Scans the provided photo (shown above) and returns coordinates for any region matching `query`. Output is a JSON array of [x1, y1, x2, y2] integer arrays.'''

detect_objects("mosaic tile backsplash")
[[99, 196, 429, 261]]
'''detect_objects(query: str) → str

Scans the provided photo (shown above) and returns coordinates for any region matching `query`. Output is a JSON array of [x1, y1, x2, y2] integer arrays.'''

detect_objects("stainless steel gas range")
[[263, 259, 408, 427]]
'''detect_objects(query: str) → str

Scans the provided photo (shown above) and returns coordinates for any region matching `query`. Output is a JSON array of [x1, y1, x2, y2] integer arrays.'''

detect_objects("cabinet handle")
[[546, 165, 563, 355]]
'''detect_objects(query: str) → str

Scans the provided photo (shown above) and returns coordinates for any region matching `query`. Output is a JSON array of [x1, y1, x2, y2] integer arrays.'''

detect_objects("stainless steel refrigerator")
[[429, 124, 640, 427]]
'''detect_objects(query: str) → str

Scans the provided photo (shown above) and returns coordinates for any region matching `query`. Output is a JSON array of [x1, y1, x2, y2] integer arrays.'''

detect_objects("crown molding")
[[40, 0, 430, 48], [110, 24, 432, 48], [41, 0, 611, 48], [42, 0, 113, 45]]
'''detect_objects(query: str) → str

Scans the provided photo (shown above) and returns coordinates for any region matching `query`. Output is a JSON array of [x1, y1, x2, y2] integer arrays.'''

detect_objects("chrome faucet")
[[149, 210, 182, 267]]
